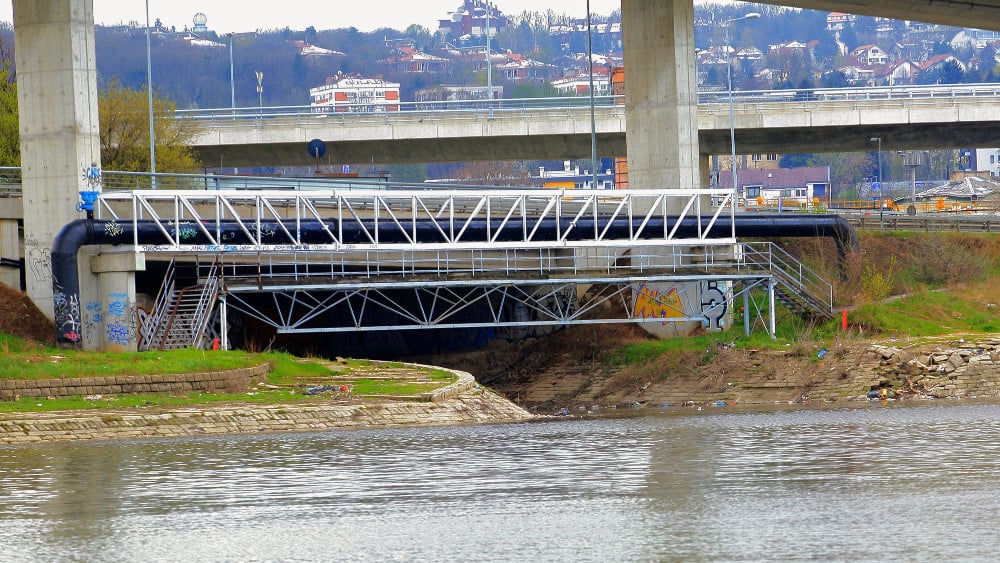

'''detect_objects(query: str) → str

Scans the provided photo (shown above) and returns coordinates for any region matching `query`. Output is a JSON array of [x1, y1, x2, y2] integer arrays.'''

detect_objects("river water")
[[1, 401, 998, 562]]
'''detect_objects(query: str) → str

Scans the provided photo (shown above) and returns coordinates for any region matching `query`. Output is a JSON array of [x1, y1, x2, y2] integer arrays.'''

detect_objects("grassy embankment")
[[0, 336, 458, 413], [605, 230, 1000, 369], [4, 231, 1000, 411]]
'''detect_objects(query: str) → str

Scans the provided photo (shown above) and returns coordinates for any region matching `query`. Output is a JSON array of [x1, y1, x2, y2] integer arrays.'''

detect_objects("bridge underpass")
[[51, 188, 841, 353]]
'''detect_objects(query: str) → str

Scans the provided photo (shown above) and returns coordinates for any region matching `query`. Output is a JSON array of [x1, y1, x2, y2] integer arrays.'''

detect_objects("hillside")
[[0, 284, 54, 345]]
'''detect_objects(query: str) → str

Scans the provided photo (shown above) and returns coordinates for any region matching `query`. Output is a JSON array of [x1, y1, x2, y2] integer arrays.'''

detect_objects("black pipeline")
[[50, 214, 856, 344]]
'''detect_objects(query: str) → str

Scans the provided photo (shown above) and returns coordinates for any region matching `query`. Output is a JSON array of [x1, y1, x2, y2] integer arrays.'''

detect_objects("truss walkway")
[[72, 187, 835, 348]]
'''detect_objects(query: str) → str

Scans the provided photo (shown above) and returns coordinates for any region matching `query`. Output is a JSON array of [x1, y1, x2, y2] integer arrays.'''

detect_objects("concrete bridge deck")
[[181, 85, 1000, 167]]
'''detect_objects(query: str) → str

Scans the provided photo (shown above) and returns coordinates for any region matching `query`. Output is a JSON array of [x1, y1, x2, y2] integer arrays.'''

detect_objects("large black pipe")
[[51, 214, 856, 344]]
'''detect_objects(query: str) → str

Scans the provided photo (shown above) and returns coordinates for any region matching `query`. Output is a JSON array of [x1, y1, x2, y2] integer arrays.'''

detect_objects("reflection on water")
[[1, 402, 999, 561]]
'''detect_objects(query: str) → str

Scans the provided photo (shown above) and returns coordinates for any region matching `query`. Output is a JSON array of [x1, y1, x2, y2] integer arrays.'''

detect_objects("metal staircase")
[[740, 242, 835, 320], [139, 260, 222, 351]]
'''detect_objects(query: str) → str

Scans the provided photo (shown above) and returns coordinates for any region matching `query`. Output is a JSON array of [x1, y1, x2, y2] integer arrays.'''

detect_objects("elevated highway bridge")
[[183, 85, 1000, 167]]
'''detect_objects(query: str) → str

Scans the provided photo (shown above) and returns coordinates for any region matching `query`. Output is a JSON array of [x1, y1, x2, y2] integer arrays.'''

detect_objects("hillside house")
[[438, 0, 508, 39], [380, 46, 452, 74], [851, 44, 891, 66], [550, 67, 612, 95], [497, 53, 558, 84]]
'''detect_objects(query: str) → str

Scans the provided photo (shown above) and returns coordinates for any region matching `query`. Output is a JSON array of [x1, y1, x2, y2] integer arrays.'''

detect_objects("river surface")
[[1, 401, 999, 562]]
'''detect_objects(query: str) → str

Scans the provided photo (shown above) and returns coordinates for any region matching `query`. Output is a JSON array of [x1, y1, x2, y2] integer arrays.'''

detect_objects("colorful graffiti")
[[104, 291, 136, 346], [700, 281, 729, 330], [633, 282, 685, 322], [633, 281, 731, 329], [53, 289, 81, 342]]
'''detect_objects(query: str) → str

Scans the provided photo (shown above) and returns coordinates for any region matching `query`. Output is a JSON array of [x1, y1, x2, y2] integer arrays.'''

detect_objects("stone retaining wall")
[[830, 341, 1000, 399], [0, 388, 534, 445], [0, 364, 271, 400]]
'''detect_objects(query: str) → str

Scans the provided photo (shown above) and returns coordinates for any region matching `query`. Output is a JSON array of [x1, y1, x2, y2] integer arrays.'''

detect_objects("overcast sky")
[[3, 1, 630, 34]]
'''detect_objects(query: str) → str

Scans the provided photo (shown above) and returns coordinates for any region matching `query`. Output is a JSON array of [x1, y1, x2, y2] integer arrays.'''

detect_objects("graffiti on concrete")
[[104, 291, 135, 345], [700, 280, 729, 330], [27, 243, 52, 283], [633, 282, 685, 323], [53, 289, 81, 342]]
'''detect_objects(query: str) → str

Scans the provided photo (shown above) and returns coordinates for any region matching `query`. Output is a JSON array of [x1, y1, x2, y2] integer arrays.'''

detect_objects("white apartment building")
[[309, 75, 401, 113], [976, 148, 1000, 177]]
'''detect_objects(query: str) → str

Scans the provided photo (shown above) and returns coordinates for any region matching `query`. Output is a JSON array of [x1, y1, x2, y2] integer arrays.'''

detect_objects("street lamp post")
[[485, 4, 493, 119], [145, 0, 156, 184], [870, 136, 883, 229], [587, 0, 598, 190], [725, 12, 760, 210], [255, 71, 264, 119], [228, 33, 235, 116]]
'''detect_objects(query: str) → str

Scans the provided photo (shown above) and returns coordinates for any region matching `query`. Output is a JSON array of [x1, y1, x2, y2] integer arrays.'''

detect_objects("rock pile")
[[865, 340, 1000, 399]]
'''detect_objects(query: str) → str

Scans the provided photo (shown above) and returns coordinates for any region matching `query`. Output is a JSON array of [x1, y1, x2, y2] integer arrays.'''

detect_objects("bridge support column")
[[622, 0, 699, 200], [13, 0, 101, 318], [0, 200, 20, 289], [90, 252, 145, 352]]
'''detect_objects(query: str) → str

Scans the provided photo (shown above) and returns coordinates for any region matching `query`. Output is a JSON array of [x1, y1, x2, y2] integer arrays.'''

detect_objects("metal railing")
[[170, 83, 1000, 126], [739, 242, 834, 316], [94, 187, 736, 253], [138, 257, 177, 350]]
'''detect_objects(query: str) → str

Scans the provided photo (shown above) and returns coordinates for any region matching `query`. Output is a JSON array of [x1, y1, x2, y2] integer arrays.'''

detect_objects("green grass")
[[0, 334, 459, 413], [605, 330, 737, 369], [0, 333, 264, 380]]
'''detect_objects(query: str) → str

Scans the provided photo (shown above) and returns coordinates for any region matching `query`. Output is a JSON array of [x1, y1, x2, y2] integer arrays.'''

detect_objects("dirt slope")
[[0, 284, 55, 345]]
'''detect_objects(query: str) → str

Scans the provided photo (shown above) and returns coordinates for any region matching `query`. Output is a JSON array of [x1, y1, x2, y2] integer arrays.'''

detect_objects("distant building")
[[496, 53, 558, 84], [550, 67, 612, 95], [438, 0, 508, 39], [309, 74, 400, 113], [290, 40, 345, 59], [718, 167, 832, 207], [414, 85, 502, 102], [918, 53, 966, 75], [851, 44, 891, 66], [192, 12, 208, 33], [975, 148, 1000, 177], [534, 160, 616, 190], [379, 45, 452, 74], [826, 12, 852, 32], [911, 175, 1000, 204]]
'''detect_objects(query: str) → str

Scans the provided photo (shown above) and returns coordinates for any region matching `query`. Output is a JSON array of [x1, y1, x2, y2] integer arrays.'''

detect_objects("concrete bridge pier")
[[622, 0, 727, 336], [13, 0, 102, 321], [89, 251, 146, 352], [0, 200, 19, 289], [622, 0, 700, 199]]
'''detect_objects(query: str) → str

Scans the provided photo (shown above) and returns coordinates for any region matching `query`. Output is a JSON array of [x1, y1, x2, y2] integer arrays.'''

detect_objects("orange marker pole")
[[841, 309, 848, 331]]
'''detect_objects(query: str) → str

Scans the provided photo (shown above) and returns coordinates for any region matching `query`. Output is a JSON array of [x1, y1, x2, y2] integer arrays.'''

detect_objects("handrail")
[[139, 257, 177, 351], [188, 262, 221, 348], [170, 83, 1000, 123], [740, 242, 834, 314]]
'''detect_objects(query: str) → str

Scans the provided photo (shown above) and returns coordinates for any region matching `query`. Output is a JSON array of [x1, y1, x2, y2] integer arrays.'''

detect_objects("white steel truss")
[[221, 274, 764, 334], [94, 188, 736, 254]]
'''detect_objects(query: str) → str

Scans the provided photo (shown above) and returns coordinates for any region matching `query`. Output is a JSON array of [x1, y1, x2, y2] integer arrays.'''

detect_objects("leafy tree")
[[403, 24, 433, 50], [454, 160, 530, 185], [98, 79, 202, 172], [509, 81, 557, 98], [937, 60, 965, 84], [838, 26, 858, 51], [0, 58, 18, 167], [780, 153, 812, 168], [821, 70, 849, 88]]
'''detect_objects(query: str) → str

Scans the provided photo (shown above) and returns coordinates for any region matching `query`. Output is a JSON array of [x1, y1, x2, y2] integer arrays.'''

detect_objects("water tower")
[[192, 12, 208, 33]]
